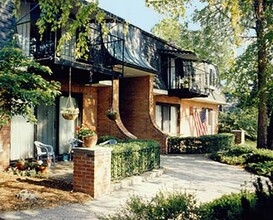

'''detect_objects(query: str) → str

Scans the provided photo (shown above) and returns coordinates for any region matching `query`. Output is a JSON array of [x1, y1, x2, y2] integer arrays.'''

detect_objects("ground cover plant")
[[209, 142, 273, 177]]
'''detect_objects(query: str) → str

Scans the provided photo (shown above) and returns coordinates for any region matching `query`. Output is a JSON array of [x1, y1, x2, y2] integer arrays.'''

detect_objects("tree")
[[147, 0, 273, 149], [0, 47, 61, 128], [151, 18, 235, 73]]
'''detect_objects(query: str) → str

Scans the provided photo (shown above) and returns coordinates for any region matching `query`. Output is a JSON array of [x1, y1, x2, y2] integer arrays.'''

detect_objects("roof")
[[160, 49, 198, 61], [104, 23, 158, 73], [189, 88, 227, 105]]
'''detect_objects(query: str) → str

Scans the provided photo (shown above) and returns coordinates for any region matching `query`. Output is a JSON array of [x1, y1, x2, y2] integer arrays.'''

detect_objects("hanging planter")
[[106, 108, 119, 121], [61, 67, 79, 120], [61, 106, 79, 120]]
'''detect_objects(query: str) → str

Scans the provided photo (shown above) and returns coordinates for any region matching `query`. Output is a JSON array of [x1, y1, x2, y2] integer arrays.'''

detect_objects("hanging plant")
[[106, 108, 119, 121], [61, 67, 79, 120], [61, 106, 79, 120]]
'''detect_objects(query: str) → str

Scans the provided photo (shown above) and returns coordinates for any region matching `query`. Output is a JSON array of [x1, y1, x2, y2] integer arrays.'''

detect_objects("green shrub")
[[245, 149, 273, 164], [246, 161, 273, 176], [168, 133, 234, 154], [209, 144, 255, 166], [100, 191, 198, 220], [101, 140, 160, 180], [198, 192, 256, 220], [209, 144, 273, 177]]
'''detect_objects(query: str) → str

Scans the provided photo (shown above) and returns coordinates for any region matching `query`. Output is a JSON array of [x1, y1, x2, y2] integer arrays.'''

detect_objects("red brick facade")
[[73, 147, 112, 198], [120, 76, 168, 153]]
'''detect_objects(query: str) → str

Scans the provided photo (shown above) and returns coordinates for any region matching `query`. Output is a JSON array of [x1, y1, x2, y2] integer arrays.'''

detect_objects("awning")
[[160, 49, 198, 61], [190, 88, 226, 105], [103, 23, 157, 73]]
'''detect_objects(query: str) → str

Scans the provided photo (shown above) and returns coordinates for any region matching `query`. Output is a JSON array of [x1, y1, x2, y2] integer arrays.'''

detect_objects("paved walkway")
[[0, 155, 261, 220]]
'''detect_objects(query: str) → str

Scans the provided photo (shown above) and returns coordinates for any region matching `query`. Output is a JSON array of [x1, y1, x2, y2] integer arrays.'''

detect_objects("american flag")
[[193, 109, 208, 136]]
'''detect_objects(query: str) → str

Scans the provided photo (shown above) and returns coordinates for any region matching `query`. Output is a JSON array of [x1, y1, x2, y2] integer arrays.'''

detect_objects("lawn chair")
[[99, 139, 117, 145], [68, 138, 83, 160], [34, 141, 56, 164]]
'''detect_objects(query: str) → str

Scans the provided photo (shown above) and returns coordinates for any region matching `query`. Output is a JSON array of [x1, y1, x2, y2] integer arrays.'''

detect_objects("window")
[[156, 103, 179, 135], [168, 58, 176, 89], [167, 57, 194, 89]]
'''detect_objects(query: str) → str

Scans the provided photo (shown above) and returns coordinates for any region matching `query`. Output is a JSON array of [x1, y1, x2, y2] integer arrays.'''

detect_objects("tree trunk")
[[267, 109, 273, 149], [255, 0, 268, 149]]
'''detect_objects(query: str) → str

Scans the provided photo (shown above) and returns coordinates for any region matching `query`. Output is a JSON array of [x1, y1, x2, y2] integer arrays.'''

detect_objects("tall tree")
[[147, 0, 273, 149]]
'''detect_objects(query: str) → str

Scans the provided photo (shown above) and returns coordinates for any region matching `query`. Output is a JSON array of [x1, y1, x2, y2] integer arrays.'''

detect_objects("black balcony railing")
[[168, 75, 209, 98], [16, 19, 124, 77]]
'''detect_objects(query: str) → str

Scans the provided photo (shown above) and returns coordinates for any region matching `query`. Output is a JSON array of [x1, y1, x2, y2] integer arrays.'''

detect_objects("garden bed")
[[0, 172, 91, 212]]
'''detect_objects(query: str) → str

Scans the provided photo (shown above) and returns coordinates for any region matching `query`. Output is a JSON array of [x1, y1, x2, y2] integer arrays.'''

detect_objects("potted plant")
[[15, 159, 26, 170], [76, 124, 98, 148], [35, 160, 48, 174], [61, 107, 79, 120], [106, 108, 119, 121]]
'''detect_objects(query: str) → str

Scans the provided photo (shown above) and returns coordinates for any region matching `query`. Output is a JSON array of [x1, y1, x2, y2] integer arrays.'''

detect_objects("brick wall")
[[73, 147, 112, 198], [0, 125, 11, 171], [96, 80, 137, 139], [120, 75, 168, 153]]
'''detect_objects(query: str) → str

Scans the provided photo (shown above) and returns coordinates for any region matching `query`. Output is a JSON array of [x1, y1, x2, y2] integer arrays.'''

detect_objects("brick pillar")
[[231, 130, 245, 145], [0, 125, 10, 171], [73, 147, 112, 198]]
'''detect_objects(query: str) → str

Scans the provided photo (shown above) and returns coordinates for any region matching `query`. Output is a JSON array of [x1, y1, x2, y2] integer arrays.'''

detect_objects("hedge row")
[[101, 140, 160, 181], [168, 133, 234, 154]]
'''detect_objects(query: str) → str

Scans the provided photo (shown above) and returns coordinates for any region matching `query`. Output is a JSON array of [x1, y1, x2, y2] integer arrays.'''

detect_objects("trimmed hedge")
[[168, 133, 234, 154], [101, 140, 160, 180]]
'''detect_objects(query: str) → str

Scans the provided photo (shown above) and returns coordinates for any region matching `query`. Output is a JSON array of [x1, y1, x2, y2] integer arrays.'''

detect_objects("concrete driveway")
[[0, 154, 261, 220]]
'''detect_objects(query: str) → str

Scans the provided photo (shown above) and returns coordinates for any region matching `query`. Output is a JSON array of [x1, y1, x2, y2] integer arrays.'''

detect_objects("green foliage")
[[218, 107, 258, 141], [36, 0, 105, 59], [246, 161, 273, 177], [198, 192, 256, 220], [101, 140, 160, 180], [168, 133, 234, 154], [151, 18, 235, 73], [101, 191, 198, 220], [199, 178, 273, 220], [209, 144, 273, 178], [0, 47, 61, 126]]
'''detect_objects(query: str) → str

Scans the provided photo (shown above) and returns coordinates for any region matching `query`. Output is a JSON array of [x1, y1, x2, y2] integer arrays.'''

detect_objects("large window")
[[156, 103, 179, 135], [167, 57, 194, 89]]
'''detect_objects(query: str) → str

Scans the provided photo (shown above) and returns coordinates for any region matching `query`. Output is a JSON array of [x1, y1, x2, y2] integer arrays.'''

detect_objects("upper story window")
[[167, 57, 194, 89], [205, 64, 219, 89]]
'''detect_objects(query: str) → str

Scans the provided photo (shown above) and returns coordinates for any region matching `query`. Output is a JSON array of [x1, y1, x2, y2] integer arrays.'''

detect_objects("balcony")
[[168, 76, 209, 98], [17, 19, 124, 78]]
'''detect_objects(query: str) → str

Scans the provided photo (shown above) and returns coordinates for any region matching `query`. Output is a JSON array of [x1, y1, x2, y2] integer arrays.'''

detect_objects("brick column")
[[73, 146, 112, 198]]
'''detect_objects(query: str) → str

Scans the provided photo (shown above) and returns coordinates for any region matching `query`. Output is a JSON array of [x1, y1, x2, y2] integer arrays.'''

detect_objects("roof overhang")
[[160, 49, 198, 61], [123, 66, 155, 77]]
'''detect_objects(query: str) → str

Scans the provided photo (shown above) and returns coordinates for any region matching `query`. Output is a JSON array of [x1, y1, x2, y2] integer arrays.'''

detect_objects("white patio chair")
[[34, 141, 55, 164], [68, 138, 83, 160], [99, 139, 117, 145]]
